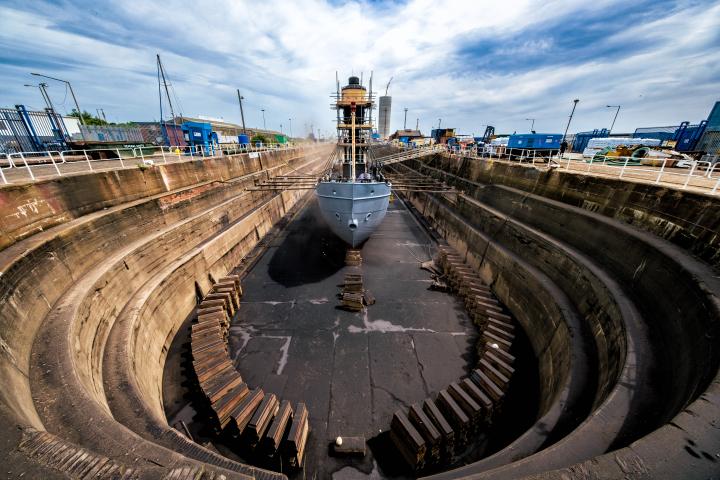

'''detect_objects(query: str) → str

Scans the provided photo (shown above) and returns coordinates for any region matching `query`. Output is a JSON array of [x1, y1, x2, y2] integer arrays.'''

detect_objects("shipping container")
[[507, 133, 562, 150]]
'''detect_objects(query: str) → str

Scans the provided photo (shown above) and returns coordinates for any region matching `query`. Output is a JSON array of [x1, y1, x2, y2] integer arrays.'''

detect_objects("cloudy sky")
[[1, 0, 719, 137]]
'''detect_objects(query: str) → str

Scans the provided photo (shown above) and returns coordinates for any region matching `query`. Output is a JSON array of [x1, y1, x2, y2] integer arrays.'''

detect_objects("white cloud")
[[0, 0, 718, 137]]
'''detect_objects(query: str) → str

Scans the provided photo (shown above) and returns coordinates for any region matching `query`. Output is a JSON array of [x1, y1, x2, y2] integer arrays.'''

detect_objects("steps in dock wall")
[[393, 158, 720, 480], [0, 150, 326, 478]]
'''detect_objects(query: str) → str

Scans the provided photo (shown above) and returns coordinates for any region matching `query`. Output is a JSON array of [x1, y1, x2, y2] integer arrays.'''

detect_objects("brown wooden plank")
[[447, 382, 482, 422], [246, 393, 279, 445], [390, 410, 426, 470], [479, 358, 510, 388], [422, 399, 452, 438], [229, 388, 264, 434], [213, 383, 249, 429], [486, 324, 514, 342], [284, 402, 309, 467], [482, 350, 515, 378], [484, 342, 515, 364], [471, 369, 505, 403], [482, 331, 512, 351], [460, 378, 493, 422], [408, 404, 441, 445], [436, 390, 469, 428], [262, 401, 293, 455]]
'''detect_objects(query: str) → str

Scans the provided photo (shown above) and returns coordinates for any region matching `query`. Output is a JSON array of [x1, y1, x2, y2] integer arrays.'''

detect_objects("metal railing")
[[0, 142, 304, 185], [378, 143, 720, 197], [456, 146, 720, 196]]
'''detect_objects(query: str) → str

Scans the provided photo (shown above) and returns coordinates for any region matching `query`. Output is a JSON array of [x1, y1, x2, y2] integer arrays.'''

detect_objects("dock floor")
[[231, 195, 476, 478]]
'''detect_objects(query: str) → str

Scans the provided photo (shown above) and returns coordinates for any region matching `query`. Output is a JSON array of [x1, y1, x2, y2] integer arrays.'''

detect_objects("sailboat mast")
[[157, 54, 178, 127]]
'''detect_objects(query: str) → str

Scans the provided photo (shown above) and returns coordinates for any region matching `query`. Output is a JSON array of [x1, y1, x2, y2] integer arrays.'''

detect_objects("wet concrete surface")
[[229, 196, 476, 478]]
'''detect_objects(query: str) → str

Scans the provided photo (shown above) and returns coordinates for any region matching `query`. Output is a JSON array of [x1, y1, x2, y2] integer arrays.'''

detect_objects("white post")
[[116, 148, 125, 168], [84, 150, 93, 171], [683, 161, 697, 189], [619, 157, 630, 179], [655, 158, 667, 184], [139, 147, 145, 163], [48, 152, 62, 176], [20, 153, 35, 180], [161, 146, 166, 164], [0, 163, 8, 184], [712, 176, 720, 195]]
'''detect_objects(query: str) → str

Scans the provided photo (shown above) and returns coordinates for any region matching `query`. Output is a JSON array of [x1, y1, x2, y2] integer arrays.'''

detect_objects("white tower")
[[378, 95, 392, 139]]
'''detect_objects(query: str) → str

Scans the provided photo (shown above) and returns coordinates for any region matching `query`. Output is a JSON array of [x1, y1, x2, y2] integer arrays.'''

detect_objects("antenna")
[[368, 71, 373, 130], [385, 76, 393, 96]]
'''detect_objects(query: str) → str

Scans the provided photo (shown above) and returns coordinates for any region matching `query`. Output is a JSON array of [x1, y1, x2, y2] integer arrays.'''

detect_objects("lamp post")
[[31, 72, 86, 140], [24, 83, 53, 111], [562, 99, 580, 143], [525, 118, 535, 132], [288, 118, 293, 138], [607, 105, 621, 134], [261, 109, 266, 130], [31, 73, 84, 125], [236, 89, 246, 134], [404, 108, 408, 130]]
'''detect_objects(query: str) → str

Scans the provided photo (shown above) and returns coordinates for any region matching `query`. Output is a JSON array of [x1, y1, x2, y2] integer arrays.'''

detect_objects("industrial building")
[[696, 101, 720, 155], [171, 115, 284, 143], [389, 128, 423, 144]]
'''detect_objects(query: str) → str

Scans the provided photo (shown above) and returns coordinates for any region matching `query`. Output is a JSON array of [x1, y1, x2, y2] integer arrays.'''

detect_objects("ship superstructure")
[[315, 75, 391, 247]]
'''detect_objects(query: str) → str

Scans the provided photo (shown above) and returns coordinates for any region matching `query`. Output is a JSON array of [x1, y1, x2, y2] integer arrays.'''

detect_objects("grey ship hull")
[[316, 181, 391, 247]]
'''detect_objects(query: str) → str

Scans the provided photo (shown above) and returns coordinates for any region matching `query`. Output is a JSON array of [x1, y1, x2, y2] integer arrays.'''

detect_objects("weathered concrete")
[[0, 145, 330, 478], [1, 143, 718, 479], [397, 154, 720, 479], [423, 154, 720, 269]]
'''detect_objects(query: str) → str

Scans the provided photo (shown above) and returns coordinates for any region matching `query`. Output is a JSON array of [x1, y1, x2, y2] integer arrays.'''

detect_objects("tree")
[[68, 109, 107, 126], [251, 134, 269, 145]]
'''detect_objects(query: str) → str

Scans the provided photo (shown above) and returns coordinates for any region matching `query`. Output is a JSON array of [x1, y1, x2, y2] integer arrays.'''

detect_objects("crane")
[[385, 77, 393, 96]]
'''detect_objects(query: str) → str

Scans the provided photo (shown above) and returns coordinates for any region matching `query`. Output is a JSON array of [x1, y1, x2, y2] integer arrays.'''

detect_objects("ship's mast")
[[351, 102, 356, 181]]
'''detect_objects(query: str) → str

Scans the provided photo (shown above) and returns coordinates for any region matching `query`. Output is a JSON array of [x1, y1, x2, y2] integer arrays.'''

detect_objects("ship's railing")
[[0, 142, 306, 185]]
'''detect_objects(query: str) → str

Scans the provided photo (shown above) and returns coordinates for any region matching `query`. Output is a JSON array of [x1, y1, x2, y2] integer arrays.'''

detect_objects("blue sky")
[[1, 0, 718, 137]]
